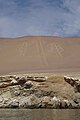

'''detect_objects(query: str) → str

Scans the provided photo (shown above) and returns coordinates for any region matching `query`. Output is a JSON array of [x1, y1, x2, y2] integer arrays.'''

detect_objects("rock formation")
[[0, 74, 80, 108], [64, 76, 80, 92]]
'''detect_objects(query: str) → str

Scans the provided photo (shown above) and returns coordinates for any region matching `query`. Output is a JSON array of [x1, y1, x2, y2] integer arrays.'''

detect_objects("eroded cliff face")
[[0, 74, 80, 108]]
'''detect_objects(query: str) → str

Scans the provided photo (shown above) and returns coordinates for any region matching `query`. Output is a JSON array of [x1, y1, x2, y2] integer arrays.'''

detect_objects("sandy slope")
[[0, 36, 80, 75]]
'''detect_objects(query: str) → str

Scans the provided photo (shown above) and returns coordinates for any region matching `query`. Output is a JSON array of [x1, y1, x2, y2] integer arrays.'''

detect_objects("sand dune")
[[0, 36, 80, 75]]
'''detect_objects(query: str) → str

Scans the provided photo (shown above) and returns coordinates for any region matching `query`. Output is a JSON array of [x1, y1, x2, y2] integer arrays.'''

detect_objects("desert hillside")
[[0, 36, 80, 75]]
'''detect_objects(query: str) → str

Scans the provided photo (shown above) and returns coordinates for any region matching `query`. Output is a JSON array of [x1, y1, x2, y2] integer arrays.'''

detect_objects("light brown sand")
[[0, 36, 80, 75]]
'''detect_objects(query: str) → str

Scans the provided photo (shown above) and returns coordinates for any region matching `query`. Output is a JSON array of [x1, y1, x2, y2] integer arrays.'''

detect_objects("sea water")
[[0, 109, 80, 120]]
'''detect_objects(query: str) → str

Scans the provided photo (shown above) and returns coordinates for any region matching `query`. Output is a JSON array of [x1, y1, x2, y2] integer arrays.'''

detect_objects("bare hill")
[[0, 36, 80, 75]]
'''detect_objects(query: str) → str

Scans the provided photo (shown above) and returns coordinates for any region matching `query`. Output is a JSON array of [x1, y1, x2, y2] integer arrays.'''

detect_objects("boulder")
[[24, 81, 33, 89], [17, 77, 27, 85]]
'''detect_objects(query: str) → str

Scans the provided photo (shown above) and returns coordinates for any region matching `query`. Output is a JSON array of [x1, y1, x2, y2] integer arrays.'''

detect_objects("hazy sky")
[[0, 0, 80, 38]]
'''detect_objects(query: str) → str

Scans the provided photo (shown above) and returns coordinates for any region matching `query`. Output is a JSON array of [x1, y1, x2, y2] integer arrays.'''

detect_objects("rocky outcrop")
[[64, 76, 80, 92], [0, 95, 79, 109], [0, 75, 47, 88], [0, 74, 80, 108], [27, 76, 47, 82], [64, 76, 80, 108]]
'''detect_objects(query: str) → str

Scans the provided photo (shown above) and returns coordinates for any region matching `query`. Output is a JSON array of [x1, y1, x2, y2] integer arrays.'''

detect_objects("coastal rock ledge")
[[0, 74, 80, 109]]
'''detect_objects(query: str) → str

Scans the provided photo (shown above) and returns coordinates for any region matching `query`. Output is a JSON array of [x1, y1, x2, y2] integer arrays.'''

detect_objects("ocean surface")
[[0, 109, 80, 120]]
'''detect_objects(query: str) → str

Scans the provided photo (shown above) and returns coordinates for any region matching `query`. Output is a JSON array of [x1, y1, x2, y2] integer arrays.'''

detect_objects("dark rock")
[[74, 84, 80, 93], [24, 81, 33, 89], [64, 76, 80, 93], [73, 93, 80, 104], [70, 100, 79, 109], [8, 99, 19, 108], [17, 77, 27, 85], [60, 99, 71, 108]]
